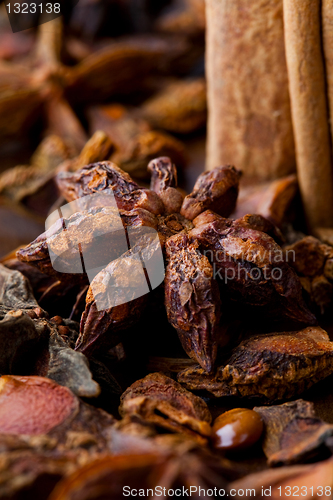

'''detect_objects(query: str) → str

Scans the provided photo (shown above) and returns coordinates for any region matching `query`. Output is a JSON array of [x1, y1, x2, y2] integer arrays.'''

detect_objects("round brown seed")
[[212, 408, 263, 450]]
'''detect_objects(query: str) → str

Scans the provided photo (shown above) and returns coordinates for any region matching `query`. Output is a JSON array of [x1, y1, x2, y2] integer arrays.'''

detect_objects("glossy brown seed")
[[212, 408, 263, 450]]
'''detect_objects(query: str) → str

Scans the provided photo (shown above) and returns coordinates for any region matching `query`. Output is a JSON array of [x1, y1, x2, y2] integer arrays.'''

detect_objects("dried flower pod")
[[157, 213, 194, 249], [165, 232, 222, 373], [189, 217, 316, 324], [56, 131, 114, 174], [193, 211, 284, 244], [148, 156, 184, 214], [17, 206, 157, 283], [0, 64, 42, 141], [56, 161, 164, 215], [77, 288, 147, 357], [88, 103, 149, 143], [178, 327, 333, 401], [111, 129, 187, 181], [254, 400, 333, 466], [76, 226, 163, 355], [65, 36, 189, 103], [285, 236, 333, 313], [87, 106, 187, 179], [44, 97, 88, 154], [235, 214, 285, 245], [120, 372, 212, 439], [0, 135, 70, 203], [141, 78, 207, 134], [181, 165, 241, 220]]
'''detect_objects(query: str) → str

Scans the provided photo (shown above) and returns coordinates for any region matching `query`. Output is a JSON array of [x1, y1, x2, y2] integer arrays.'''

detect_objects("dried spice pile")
[[0, 153, 331, 498], [2, 2, 333, 499]]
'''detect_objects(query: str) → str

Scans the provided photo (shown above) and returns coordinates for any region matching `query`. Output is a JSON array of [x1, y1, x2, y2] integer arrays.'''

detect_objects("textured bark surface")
[[206, 0, 295, 179], [284, 0, 333, 229], [322, 0, 333, 167], [178, 327, 333, 401], [119, 372, 212, 439], [254, 400, 333, 466]]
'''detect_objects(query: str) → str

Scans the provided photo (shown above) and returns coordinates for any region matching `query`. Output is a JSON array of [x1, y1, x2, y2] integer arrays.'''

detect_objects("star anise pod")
[[0, 13, 191, 157], [17, 156, 317, 379]]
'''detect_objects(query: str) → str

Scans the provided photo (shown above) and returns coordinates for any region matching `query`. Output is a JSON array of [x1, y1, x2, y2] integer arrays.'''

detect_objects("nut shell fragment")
[[178, 327, 333, 401], [120, 372, 212, 438]]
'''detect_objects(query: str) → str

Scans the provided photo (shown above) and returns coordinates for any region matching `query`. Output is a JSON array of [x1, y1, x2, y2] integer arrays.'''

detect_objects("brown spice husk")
[[283, 0, 333, 229], [205, 0, 295, 179], [254, 400, 333, 466]]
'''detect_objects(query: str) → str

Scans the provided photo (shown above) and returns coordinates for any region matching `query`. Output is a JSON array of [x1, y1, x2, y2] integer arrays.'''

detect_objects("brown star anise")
[[17, 157, 315, 374]]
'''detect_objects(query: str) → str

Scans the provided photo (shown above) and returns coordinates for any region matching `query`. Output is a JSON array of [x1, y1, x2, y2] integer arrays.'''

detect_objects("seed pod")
[[148, 156, 184, 214], [181, 165, 241, 220], [165, 232, 222, 373], [189, 218, 316, 325], [17, 206, 157, 283], [56, 161, 164, 215]]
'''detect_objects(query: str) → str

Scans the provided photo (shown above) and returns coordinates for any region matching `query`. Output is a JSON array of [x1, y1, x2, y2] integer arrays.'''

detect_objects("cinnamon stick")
[[284, 0, 333, 229], [323, 0, 333, 171], [205, 0, 295, 180]]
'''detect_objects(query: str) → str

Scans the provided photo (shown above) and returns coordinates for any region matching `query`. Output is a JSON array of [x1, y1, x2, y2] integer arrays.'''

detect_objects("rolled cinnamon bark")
[[323, 2, 333, 156], [284, 0, 333, 229], [205, 0, 295, 180]]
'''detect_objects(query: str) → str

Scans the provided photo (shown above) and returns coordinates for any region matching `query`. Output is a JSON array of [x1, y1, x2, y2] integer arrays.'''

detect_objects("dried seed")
[[212, 408, 263, 450]]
